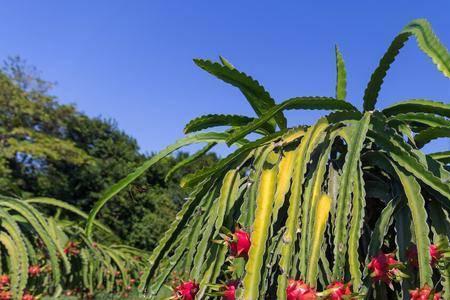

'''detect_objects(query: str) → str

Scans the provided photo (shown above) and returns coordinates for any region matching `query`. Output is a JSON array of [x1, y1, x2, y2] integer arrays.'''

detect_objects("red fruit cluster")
[[174, 280, 199, 300], [407, 244, 442, 268], [28, 265, 41, 277], [409, 285, 441, 300], [286, 279, 317, 300], [367, 252, 402, 284], [226, 229, 251, 259], [325, 282, 352, 300], [64, 241, 80, 256], [0, 290, 11, 300]]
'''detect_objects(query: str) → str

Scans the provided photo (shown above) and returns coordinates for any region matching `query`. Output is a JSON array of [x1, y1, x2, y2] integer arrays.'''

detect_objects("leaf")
[[26, 197, 116, 238], [194, 59, 287, 129], [369, 114, 450, 206], [197, 170, 241, 298], [0, 208, 28, 299], [429, 150, 450, 164], [367, 199, 398, 259], [181, 131, 285, 188], [0, 233, 20, 299], [270, 148, 298, 238], [227, 97, 357, 145], [165, 142, 217, 182], [394, 204, 414, 299], [242, 151, 279, 299], [0, 198, 61, 289], [333, 112, 371, 279], [299, 136, 332, 276], [306, 194, 332, 284], [277, 118, 329, 298], [184, 114, 273, 134], [139, 180, 214, 292], [219, 55, 235, 69], [388, 113, 450, 129], [238, 146, 273, 229], [348, 164, 366, 291], [393, 165, 433, 286], [383, 99, 450, 118], [335, 45, 347, 100], [85, 131, 231, 237], [363, 19, 450, 111], [414, 126, 450, 148]]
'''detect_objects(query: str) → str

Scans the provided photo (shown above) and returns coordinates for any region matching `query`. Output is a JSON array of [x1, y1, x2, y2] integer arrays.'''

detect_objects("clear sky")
[[0, 1, 448, 155]]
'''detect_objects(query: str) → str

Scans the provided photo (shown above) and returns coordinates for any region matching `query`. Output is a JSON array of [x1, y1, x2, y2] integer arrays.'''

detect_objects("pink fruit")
[[226, 229, 251, 259], [368, 252, 402, 284], [286, 279, 317, 300], [409, 284, 441, 300], [221, 280, 239, 300], [325, 282, 352, 300]]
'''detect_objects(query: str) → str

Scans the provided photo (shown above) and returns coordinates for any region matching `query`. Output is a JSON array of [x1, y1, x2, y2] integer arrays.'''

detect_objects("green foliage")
[[0, 195, 147, 299], [0, 58, 218, 251], [86, 19, 450, 299]]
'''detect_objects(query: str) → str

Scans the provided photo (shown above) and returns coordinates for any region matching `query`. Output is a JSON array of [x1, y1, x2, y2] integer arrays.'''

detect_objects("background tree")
[[0, 56, 218, 250]]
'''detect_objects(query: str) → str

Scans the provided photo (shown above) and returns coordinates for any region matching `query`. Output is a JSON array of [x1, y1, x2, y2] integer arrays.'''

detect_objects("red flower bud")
[[221, 280, 239, 300], [286, 279, 317, 300], [226, 229, 251, 259], [409, 284, 441, 300], [174, 280, 199, 300], [407, 244, 442, 268], [325, 282, 352, 300], [430, 244, 442, 266], [28, 265, 41, 277], [368, 252, 402, 284], [63, 241, 80, 256]]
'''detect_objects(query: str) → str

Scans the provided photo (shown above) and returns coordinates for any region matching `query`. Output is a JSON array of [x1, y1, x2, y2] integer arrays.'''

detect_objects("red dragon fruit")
[[286, 279, 317, 300], [174, 280, 199, 300], [324, 282, 352, 300], [368, 252, 404, 284], [409, 285, 441, 300], [226, 229, 251, 259]]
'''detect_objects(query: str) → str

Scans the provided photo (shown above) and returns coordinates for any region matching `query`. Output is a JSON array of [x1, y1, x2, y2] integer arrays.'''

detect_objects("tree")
[[0, 57, 218, 250]]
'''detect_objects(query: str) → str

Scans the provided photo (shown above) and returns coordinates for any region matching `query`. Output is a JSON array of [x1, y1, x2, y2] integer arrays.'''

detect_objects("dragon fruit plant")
[[0, 195, 146, 299], [86, 19, 450, 299]]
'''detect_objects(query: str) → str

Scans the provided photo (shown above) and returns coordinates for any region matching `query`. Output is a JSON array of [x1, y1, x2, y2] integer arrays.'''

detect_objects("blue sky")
[[0, 1, 448, 155]]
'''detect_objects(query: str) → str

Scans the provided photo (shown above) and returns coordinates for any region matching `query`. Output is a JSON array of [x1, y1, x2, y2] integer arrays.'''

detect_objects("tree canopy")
[[0, 56, 217, 250]]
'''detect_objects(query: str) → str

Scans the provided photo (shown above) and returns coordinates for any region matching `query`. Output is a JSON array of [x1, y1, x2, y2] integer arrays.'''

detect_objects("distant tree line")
[[0, 56, 217, 250]]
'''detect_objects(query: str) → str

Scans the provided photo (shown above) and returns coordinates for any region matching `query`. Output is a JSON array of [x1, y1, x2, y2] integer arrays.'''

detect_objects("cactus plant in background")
[[85, 19, 450, 299]]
